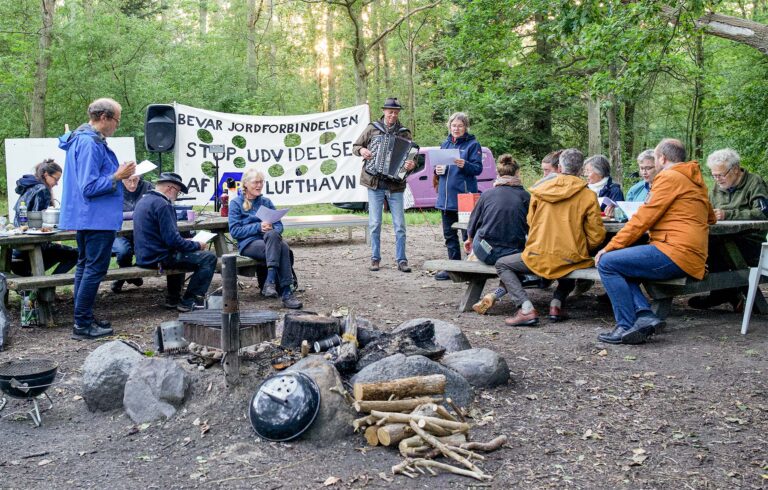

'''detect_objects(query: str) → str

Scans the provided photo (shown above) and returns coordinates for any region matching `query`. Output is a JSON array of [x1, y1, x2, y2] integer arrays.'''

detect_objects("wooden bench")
[[421, 259, 766, 318]]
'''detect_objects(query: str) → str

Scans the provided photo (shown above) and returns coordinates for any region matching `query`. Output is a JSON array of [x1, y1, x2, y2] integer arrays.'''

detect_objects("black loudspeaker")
[[144, 104, 176, 152]]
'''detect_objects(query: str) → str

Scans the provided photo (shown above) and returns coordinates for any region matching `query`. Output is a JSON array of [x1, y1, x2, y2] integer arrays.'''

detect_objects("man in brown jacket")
[[352, 97, 417, 272], [496, 148, 606, 326], [595, 138, 716, 345]]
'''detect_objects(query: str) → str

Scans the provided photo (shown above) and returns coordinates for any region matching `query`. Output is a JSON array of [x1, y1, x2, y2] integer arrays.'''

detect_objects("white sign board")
[[173, 103, 370, 205], [4, 137, 136, 222]]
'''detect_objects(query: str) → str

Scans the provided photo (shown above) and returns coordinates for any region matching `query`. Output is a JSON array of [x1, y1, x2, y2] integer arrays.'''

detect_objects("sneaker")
[[398, 260, 412, 273], [262, 282, 278, 298], [282, 293, 303, 309], [94, 319, 112, 329], [128, 278, 144, 287], [472, 294, 496, 315], [71, 323, 114, 340], [369, 260, 380, 271], [504, 309, 539, 327], [111, 280, 124, 294], [434, 270, 451, 281], [176, 299, 196, 313]]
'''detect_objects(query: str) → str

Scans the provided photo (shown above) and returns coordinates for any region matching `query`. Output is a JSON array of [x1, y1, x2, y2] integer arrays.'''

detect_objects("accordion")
[[364, 133, 420, 183]]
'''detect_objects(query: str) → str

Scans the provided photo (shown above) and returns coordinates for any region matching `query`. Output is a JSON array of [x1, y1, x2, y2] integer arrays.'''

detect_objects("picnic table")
[[0, 213, 368, 326], [431, 220, 768, 317]]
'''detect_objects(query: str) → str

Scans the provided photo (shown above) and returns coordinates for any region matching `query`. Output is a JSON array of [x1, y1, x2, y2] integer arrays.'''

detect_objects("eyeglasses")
[[109, 115, 121, 124], [251, 180, 264, 185], [638, 166, 655, 174], [711, 167, 734, 180]]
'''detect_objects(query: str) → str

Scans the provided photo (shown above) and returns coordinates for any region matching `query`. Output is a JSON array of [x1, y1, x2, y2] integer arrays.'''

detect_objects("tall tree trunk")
[[607, 96, 622, 182], [29, 0, 55, 138], [199, 0, 208, 37], [533, 13, 552, 157], [587, 96, 602, 156], [405, 0, 416, 132], [692, 33, 705, 160], [326, 6, 336, 110], [372, 1, 381, 105], [623, 101, 636, 162], [246, 0, 259, 93]]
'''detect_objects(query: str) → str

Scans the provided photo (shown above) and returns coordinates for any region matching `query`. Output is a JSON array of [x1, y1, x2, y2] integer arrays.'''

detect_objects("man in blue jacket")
[[59, 98, 136, 340], [133, 173, 217, 312]]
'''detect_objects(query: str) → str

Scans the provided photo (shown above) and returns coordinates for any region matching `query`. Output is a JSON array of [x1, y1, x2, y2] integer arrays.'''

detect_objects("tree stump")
[[280, 313, 340, 350]]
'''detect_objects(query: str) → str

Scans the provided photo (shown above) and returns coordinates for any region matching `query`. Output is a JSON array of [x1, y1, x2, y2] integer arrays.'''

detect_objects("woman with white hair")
[[583, 155, 624, 211], [688, 148, 768, 311], [433, 112, 484, 281], [625, 149, 657, 202], [228, 168, 302, 309]]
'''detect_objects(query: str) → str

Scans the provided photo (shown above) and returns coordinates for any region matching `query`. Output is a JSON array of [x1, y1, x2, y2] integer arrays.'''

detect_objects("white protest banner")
[[4, 137, 136, 222], [173, 103, 370, 206]]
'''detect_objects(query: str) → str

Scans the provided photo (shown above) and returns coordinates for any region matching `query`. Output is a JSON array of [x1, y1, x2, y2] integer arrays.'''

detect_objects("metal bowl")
[[248, 372, 320, 442], [0, 359, 58, 399]]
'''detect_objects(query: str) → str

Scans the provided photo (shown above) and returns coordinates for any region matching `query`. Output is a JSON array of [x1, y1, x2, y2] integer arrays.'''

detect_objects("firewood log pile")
[[351, 374, 506, 481]]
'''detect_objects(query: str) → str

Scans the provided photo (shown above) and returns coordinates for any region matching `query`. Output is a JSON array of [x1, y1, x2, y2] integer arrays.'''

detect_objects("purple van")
[[334, 146, 497, 211]]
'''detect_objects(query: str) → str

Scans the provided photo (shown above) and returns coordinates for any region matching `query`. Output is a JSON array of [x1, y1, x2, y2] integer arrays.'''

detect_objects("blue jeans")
[[112, 236, 134, 268], [441, 210, 467, 261], [368, 188, 406, 262], [74, 230, 116, 327], [163, 250, 217, 302], [598, 245, 685, 330], [241, 230, 294, 289]]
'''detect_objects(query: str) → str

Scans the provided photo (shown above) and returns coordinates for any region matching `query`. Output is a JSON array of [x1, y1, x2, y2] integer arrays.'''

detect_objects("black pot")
[[248, 372, 320, 442], [0, 359, 58, 399]]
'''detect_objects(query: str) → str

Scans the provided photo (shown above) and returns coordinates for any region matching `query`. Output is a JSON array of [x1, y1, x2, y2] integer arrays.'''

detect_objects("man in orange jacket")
[[595, 139, 716, 345]]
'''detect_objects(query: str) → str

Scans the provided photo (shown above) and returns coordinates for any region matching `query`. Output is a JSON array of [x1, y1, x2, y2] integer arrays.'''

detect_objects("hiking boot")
[[111, 280, 124, 294], [71, 323, 114, 340], [262, 282, 278, 298], [282, 292, 303, 309], [504, 309, 539, 327], [176, 298, 196, 313], [369, 260, 380, 271], [434, 270, 451, 281], [398, 260, 412, 273], [472, 294, 496, 315], [128, 278, 144, 287]]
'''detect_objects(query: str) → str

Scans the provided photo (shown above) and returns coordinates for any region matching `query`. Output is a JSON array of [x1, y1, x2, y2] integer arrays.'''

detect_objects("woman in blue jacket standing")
[[434, 112, 483, 280]]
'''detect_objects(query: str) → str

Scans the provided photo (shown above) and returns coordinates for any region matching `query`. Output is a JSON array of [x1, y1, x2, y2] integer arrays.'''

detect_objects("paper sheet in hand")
[[135, 160, 158, 176], [428, 149, 460, 166], [600, 196, 618, 208], [615, 201, 643, 220], [255, 206, 290, 223], [192, 230, 216, 244]]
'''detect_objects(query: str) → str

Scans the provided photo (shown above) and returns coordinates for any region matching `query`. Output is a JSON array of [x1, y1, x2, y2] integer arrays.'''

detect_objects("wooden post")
[[221, 254, 240, 386], [29, 246, 54, 327]]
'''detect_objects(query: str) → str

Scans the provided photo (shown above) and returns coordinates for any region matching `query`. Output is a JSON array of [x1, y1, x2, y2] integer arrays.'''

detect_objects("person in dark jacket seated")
[[11, 159, 78, 276], [583, 154, 624, 215], [228, 168, 302, 309], [110, 174, 154, 293], [433, 112, 484, 281], [463, 154, 530, 314], [133, 173, 216, 312]]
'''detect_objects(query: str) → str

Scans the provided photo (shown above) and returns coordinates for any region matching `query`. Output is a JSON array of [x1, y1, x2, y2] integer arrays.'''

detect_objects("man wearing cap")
[[353, 97, 419, 272], [133, 172, 217, 312], [58, 97, 136, 340]]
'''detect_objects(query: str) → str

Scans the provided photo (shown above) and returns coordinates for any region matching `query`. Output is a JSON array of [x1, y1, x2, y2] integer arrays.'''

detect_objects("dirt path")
[[1, 224, 767, 489]]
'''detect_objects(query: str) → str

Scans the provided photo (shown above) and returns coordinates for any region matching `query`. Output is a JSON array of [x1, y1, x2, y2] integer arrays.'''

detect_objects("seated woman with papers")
[[228, 168, 302, 309]]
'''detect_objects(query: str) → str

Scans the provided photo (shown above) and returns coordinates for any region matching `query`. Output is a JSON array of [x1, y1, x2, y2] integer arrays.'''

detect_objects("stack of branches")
[[351, 374, 506, 482]]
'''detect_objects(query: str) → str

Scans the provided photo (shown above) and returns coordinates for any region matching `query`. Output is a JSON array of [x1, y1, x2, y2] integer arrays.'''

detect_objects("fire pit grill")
[[0, 358, 61, 427]]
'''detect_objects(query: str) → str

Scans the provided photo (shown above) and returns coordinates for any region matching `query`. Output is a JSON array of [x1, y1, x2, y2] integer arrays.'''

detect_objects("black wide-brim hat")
[[382, 97, 403, 110], [156, 172, 188, 193]]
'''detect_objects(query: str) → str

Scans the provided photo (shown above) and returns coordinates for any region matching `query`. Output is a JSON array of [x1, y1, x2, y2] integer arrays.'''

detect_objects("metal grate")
[[0, 359, 58, 377]]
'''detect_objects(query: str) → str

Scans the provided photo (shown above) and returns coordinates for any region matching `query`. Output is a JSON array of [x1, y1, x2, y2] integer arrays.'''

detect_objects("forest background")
[[1, 0, 768, 201]]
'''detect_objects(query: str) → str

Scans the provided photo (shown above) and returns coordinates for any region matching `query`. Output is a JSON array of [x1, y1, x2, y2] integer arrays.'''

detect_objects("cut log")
[[460, 435, 508, 453], [408, 421, 485, 475], [369, 410, 470, 433], [377, 423, 412, 446], [417, 418, 452, 437], [353, 397, 443, 413], [334, 310, 358, 374], [354, 374, 446, 401], [364, 426, 379, 446], [398, 433, 466, 456], [280, 312, 339, 350], [352, 414, 377, 432], [356, 320, 445, 371]]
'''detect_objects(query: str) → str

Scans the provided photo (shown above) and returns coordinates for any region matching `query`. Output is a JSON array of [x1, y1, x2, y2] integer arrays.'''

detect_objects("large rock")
[[350, 354, 473, 408], [287, 356, 356, 445], [394, 318, 471, 353], [82, 341, 144, 412], [441, 348, 510, 388], [123, 358, 190, 424]]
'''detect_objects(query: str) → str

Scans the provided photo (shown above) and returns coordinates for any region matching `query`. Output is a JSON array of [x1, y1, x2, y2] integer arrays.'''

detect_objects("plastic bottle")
[[18, 200, 28, 226], [220, 193, 229, 217]]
